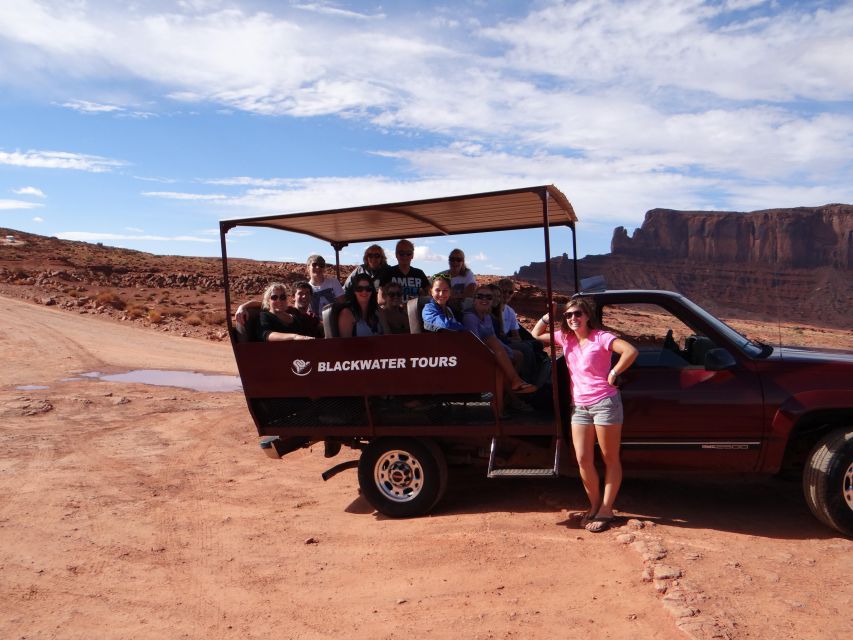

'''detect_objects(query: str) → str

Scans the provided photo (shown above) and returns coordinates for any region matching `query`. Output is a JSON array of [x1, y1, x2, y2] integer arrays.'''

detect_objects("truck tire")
[[802, 429, 853, 537], [358, 437, 448, 518]]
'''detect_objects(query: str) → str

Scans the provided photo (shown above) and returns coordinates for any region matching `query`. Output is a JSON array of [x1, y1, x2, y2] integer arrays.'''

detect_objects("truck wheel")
[[803, 429, 853, 537], [358, 437, 448, 518]]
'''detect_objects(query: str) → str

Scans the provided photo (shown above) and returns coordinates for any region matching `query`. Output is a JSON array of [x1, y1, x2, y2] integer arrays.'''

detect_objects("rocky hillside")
[[517, 204, 852, 328]]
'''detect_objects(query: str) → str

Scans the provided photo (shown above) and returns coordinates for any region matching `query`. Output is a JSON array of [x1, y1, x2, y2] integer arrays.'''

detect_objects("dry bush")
[[148, 309, 162, 324], [204, 310, 227, 325], [185, 313, 203, 326], [126, 304, 146, 319], [95, 290, 126, 310]]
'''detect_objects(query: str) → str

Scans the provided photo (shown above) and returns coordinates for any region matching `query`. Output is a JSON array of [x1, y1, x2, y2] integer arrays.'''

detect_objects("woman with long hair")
[[343, 244, 388, 295], [337, 275, 385, 337], [533, 297, 637, 532], [257, 283, 316, 341]]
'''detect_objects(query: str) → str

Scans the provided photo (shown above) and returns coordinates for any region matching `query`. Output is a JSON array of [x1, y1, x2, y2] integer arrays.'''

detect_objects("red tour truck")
[[219, 185, 853, 536]]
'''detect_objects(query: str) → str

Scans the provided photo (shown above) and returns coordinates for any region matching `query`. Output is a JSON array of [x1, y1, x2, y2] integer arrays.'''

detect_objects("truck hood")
[[776, 345, 853, 364]]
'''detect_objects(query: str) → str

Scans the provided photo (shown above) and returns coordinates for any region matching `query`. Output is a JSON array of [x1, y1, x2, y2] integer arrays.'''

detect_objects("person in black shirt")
[[257, 283, 316, 341], [380, 239, 429, 301], [343, 244, 388, 295]]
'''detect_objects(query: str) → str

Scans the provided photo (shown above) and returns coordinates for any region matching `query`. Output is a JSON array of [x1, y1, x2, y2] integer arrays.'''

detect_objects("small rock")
[[685, 552, 702, 560], [662, 601, 696, 619], [654, 579, 668, 593], [626, 613, 637, 621], [654, 564, 682, 580], [113, 397, 130, 405], [396, 598, 407, 605], [641, 567, 653, 582], [626, 519, 645, 530], [616, 533, 635, 544], [304, 537, 319, 545], [22, 400, 53, 416]]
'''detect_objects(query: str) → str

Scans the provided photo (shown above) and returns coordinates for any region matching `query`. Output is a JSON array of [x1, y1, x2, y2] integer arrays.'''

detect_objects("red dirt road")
[[1, 296, 850, 639]]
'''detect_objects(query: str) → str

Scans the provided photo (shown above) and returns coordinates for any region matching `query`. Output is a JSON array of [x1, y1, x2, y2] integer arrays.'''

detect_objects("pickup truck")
[[219, 185, 853, 536]]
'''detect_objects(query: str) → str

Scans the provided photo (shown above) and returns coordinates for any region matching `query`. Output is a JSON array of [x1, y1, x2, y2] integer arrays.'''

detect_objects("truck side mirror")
[[705, 348, 736, 371]]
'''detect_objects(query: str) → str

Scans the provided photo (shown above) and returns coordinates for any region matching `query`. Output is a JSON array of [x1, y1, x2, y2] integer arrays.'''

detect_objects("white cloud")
[[293, 2, 386, 20], [61, 99, 124, 113], [32, 216, 44, 222], [141, 191, 227, 200], [13, 186, 46, 197], [56, 231, 214, 243], [0, 198, 44, 210], [125, 226, 144, 232], [414, 245, 446, 263], [0, 149, 126, 172]]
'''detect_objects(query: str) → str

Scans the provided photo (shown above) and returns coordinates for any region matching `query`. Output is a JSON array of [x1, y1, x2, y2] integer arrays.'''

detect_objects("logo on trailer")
[[292, 359, 312, 376]]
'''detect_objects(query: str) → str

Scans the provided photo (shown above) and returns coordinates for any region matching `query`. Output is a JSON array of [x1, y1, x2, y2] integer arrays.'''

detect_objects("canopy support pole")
[[331, 241, 348, 280]]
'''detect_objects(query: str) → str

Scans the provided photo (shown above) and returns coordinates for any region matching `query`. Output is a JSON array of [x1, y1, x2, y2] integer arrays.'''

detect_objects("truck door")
[[600, 302, 763, 471]]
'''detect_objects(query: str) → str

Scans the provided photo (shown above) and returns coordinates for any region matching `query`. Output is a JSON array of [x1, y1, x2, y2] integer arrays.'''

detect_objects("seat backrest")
[[407, 296, 432, 334], [322, 301, 348, 338], [235, 305, 262, 343]]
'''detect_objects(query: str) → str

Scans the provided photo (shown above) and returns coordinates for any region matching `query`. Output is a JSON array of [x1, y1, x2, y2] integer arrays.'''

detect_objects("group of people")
[[236, 239, 639, 533]]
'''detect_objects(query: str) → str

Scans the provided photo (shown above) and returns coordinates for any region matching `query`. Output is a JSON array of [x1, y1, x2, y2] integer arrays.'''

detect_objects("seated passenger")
[[291, 280, 325, 338], [258, 283, 316, 341], [463, 285, 526, 375], [378, 282, 410, 335], [337, 276, 385, 337], [343, 244, 388, 295], [306, 254, 345, 316], [423, 277, 535, 394], [422, 275, 465, 332]]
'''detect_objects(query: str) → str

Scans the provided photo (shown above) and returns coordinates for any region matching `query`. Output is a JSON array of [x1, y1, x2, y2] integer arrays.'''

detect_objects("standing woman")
[[338, 276, 385, 337], [533, 297, 638, 532]]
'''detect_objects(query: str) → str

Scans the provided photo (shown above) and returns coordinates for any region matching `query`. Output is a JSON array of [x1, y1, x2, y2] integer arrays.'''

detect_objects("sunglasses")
[[475, 293, 493, 300], [366, 252, 382, 259], [269, 294, 286, 301], [397, 251, 414, 257], [449, 257, 463, 262], [354, 285, 374, 293], [310, 262, 325, 268], [563, 310, 585, 318]]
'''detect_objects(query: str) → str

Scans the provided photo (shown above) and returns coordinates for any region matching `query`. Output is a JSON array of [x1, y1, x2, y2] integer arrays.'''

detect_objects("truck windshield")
[[679, 296, 771, 358]]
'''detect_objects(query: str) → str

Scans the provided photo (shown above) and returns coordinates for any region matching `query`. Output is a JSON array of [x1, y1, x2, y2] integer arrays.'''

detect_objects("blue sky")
[[1, 0, 851, 276]]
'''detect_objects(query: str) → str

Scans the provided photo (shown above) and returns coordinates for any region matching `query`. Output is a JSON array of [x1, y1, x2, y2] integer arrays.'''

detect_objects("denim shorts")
[[571, 393, 623, 426]]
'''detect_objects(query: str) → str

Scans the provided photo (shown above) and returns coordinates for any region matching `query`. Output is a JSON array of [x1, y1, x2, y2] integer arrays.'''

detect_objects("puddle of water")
[[16, 385, 50, 391], [78, 372, 102, 378], [83, 370, 242, 393]]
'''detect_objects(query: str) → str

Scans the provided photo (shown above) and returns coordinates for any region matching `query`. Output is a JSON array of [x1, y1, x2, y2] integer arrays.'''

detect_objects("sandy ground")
[[1, 295, 850, 640]]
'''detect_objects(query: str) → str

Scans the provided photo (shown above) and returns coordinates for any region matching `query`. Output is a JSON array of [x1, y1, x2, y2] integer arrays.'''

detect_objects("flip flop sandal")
[[585, 516, 615, 533], [513, 381, 537, 394]]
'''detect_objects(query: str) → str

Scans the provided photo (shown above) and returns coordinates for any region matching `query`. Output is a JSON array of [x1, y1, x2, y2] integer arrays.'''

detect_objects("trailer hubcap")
[[844, 461, 853, 512], [374, 450, 424, 503]]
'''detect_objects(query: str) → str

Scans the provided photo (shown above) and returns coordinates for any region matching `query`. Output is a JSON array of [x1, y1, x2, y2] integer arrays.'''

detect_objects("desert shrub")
[[185, 313, 203, 326], [148, 309, 162, 324], [126, 304, 146, 319], [95, 290, 126, 310], [204, 310, 227, 325]]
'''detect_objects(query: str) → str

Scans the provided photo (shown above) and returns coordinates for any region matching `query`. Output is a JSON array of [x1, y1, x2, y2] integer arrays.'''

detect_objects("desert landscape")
[[1, 217, 851, 639]]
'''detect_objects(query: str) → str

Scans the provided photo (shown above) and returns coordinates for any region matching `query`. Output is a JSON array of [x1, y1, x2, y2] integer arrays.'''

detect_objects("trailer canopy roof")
[[220, 185, 576, 245]]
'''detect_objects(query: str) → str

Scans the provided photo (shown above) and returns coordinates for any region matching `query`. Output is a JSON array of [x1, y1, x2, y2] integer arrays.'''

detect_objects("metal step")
[[486, 436, 560, 479]]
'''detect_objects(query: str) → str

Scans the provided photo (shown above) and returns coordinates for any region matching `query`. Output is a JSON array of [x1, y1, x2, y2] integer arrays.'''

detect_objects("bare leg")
[[485, 335, 531, 390], [594, 423, 623, 519], [571, 423, 600, 517]]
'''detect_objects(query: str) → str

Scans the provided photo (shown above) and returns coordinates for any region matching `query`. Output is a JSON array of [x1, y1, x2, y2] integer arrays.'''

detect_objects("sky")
[[1, 0, 851, 276]]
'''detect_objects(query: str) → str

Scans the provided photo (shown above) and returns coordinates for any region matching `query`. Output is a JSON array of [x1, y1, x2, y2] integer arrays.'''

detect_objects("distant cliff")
[[517, 204, 853, 328]]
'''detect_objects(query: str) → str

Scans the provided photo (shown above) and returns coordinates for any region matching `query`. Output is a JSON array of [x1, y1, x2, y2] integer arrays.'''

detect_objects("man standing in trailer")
[[380, 239, 429, 302]]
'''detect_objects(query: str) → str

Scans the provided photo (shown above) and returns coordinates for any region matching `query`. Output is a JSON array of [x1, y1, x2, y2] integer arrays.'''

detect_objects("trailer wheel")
[[358, 437, 447, 518], [803, 428, 853, 537]]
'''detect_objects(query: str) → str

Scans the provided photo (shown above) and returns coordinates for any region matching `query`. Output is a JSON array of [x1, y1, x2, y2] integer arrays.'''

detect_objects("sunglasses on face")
[[449, 257, 463, 263], [397, 251, 414, 257], [564, 310, 585, 318], [310, 263, 325, 268], [475, 293, 493, 301], [366, 253, 382, 259], [354, 285, 374, 293], [269, 294, 286, 301]]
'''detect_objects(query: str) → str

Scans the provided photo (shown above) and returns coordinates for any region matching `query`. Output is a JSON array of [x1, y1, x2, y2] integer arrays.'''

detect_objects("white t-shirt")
[[450, 270, 476, 297], [502, 304, 520, 333], [310, 277, 344, 315]]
